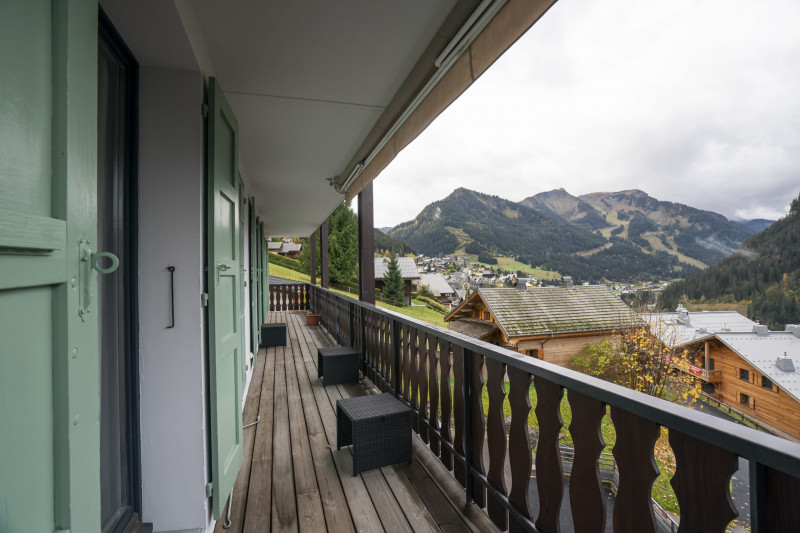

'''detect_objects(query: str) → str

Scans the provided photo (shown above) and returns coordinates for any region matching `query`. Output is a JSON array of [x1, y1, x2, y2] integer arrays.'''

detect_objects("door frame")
[[99, 9, 143, 529]]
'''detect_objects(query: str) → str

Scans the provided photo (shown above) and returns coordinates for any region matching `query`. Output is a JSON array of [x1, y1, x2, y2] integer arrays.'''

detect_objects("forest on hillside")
[[660, 193, 800, 328]]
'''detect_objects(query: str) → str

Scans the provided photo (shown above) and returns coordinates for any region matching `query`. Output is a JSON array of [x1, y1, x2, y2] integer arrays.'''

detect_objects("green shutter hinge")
[[201, 293, 209, 307], [201, 103, 209, 118], [54, 530, 71, 533], [205, 482, 213, 497]]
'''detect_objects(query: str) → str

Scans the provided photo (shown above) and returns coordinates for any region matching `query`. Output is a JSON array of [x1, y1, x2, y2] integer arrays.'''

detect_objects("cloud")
[[373, 0, 800, 228]]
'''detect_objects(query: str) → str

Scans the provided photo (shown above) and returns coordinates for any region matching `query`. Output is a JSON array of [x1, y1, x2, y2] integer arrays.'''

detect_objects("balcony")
[[256, 283, 800, 532]]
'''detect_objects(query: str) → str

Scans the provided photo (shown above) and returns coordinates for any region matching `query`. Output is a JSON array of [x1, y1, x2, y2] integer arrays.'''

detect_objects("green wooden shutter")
[[206, 77, 244, 519], [0, 1, 101, 531], [239, 179, 247, 386], [249, 198, 258, 355]]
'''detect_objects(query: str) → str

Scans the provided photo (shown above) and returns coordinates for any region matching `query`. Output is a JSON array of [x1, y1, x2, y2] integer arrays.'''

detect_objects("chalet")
[[419, 272, 457, 302], [374, 256, 420, 305], [687, 326, 800, 441], [276, 242, 302, 259], [445, 280, 640, 367]]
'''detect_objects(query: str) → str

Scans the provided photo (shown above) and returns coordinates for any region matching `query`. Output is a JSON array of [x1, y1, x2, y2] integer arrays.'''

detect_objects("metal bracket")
[[201, 293, 209, 307], [205, 482, 213, 498]]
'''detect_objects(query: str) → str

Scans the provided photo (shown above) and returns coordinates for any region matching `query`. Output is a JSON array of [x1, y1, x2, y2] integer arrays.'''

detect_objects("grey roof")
[[268, 241, 282, 251], [374, 256, 419, 279], [715, 329, 800, 404], [279, 242, 302, 253], [419, 273, 455, 296], [448, 285, 639, 338], [448, 318, 499, 340], [646, 310, 757, 347]]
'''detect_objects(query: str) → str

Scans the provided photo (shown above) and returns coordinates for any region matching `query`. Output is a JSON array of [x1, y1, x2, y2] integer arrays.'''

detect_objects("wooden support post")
[[320, 220, 329, 288], [358, 182, 375, 304], [310, 229, 317, 287]]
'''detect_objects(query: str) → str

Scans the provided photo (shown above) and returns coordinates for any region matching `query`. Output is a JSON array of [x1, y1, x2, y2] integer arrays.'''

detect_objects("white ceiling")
[[192, 0, 458, 237], [100, 0, 460, 237]]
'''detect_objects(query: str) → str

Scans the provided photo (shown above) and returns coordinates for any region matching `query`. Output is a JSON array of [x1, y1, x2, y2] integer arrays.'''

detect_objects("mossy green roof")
[[474, 286, 639, 338]]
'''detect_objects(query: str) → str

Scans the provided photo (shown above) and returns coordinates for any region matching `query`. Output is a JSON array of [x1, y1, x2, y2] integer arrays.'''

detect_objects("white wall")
[[138, 66, 210, 533]]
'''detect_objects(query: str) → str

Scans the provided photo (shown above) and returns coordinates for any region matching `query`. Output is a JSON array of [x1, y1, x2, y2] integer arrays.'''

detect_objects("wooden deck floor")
[[215, 311, 498, 533]]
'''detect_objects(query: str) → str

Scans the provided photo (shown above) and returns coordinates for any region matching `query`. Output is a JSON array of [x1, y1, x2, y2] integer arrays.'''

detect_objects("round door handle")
[[92, 251, 120, 274]]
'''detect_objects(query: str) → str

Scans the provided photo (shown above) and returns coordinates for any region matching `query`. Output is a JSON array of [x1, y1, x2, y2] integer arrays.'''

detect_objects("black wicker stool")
[[260, 323, 286, 348], [317, 346, 360, 385], [336, 393, 412, 476]]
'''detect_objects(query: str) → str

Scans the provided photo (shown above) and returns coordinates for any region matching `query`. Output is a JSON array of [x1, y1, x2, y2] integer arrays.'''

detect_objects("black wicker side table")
[[260, 323, 286, 348], [336, 393, 412, 476], [317, 346, 360, 385]]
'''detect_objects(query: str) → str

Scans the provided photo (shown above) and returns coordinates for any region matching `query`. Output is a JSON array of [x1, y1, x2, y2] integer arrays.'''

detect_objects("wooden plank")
[[283, 330, 327, 532], [243, 346, 277, 533], [765, 467, 800, 531], [271, 346, 299, 532], [410, 436, 499, 533], [214, 349, 265, 533], [439, 341, 453, 470], [470, 351, 487, 508], [418, 331, 429, 443], [611, 406, 660, 533], [289, 324, 357, 533], [485, 358, 508, 530], [401, 458, 468, 533], [507, 367, 533, 533], [669, 429, 738, 532], [567, 390, 607, 533], [290, 314, 385, 533], [428, 336, 440, 457], [380, 463, 441, 533], [452, 344, 466, 487], [533, 376, 564, 532]]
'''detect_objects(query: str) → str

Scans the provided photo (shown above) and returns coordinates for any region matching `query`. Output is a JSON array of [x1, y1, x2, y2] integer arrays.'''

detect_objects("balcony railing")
[[271, 282, 800, 532]]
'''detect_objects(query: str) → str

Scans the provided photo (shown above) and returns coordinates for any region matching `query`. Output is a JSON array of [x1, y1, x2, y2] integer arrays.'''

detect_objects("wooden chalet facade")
[[374, 256, 420, 306], [688, 328, 800, 441], [445, 283, 640, 367]]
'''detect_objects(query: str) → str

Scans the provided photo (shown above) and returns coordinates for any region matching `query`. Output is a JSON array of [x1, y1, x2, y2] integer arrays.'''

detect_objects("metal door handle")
[[78, 243, 120, 321], [216, 262, 231, 284], [92, 251, 120, 274]]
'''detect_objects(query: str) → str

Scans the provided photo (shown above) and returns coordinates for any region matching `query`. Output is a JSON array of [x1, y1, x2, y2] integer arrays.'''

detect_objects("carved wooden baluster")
[[471, 351, 487, 508], [507, 366, 533, 533], [485, 358, 508, 529], [379, 314, 388, 390], [440, 340, 453, 469], [611, 406, 660, 533], [534, 376, 564, 532], [763, 467, 800, 530], [428, 336, 440, 456], [568, 390, 607, 533], [281, 285, 288, 311], [418, 331, 429, 443], [453, 344, 466, 487], [410, 328, 420, 435], [669, 429, 738, 532], [269, 287, 275, 312]]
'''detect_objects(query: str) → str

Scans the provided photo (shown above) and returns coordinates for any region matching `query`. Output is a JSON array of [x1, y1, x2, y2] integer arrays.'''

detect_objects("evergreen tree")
[[383, 254, 405, 306], [328, 203, 358, 284]]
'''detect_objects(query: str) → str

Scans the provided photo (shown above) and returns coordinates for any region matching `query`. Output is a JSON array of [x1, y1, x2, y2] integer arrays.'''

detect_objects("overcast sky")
[[372, 0, 800, 229]]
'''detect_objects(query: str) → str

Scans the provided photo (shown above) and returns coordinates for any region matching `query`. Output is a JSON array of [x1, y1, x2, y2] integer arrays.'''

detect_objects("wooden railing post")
[[392, 319, 400, 397], [463, 348, 473, 507]]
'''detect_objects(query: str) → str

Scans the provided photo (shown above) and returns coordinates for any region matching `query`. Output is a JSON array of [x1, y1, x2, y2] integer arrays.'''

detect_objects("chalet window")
[[762, 376, 773, 391], [709, 358, 715, 371], [740, 393, 750, 406], [739, 369, 749, 382]]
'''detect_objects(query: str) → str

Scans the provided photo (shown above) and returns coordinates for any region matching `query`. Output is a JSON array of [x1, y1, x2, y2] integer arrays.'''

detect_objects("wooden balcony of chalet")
[[224, 283, 800, 533]]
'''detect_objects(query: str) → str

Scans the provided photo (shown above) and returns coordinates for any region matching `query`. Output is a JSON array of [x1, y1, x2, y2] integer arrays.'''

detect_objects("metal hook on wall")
[[167, 266, 175, 328]]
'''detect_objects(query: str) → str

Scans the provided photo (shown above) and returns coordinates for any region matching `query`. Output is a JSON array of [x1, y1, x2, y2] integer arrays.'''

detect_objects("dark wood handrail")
[[301, 283, 800, 532]]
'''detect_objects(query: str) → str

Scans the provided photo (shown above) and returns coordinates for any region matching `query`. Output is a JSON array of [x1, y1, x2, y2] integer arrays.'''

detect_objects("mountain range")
[[388, 187, 769, 282]]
